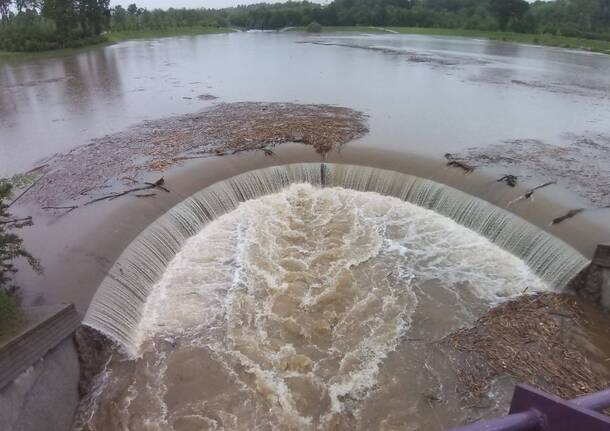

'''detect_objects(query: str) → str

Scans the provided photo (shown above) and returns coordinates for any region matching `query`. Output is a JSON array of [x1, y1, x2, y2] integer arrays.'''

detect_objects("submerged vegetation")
[[1, 1, 610, 54]]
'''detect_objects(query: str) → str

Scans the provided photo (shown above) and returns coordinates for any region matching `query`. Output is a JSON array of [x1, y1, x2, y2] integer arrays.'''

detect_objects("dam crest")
[[83, 163, 590, 356]]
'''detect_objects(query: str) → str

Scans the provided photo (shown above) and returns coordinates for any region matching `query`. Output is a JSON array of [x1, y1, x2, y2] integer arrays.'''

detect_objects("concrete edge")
[[0, 303, 81, 389]]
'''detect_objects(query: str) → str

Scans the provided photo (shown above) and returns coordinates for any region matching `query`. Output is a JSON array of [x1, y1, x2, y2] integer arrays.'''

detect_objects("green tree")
[[0, 0, 12, 21], [489, 0, 529, 31], [127, 2, 139, 16], [41, 0, 76, 40], [0, 182, 40, 293], [306, 20, 322, 32], [0, 182, 41, 337], [111, 4, 127, 29], [77, 0, 110, 35]]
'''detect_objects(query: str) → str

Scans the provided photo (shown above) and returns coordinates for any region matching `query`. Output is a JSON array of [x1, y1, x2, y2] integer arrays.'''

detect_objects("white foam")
[[131, 184, 550, 427]]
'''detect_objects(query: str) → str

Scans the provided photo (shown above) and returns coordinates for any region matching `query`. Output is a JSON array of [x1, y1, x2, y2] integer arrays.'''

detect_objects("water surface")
[[2, 32, 610, 175], [76, 184, 549, 430]]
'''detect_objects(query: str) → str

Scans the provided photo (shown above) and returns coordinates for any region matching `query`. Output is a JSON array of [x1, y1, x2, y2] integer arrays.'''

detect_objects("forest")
[[0, 0, 110, 51], [1, 0, 610, 56], [223, 0, 610, 36]]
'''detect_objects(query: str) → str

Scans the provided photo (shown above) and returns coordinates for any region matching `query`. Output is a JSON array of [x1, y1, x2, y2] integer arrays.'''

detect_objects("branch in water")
[[0, 216, 32, 226], [84, 177, 169, 206], [524, 181, 556, 199], [445, 153, 475, 173], [551, 205, 610, 225], [508, 181, 557, 207], [144, 177, 170, 193], [7, 174, 46, 208], [84, 186, 153, 206], [42, 205, 79, 214], [497, 175, 518, 187], [551, 208, 585, 225]]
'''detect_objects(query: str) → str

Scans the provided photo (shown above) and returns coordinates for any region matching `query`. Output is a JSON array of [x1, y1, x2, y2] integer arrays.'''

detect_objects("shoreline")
[[0, 27, 234, 62], [2, 25, 609, 62], [292, 26, 610, 55]]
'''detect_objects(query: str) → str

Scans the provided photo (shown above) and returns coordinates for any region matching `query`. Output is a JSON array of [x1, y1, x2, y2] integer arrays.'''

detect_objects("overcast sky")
[[111, 0, 325, 9]]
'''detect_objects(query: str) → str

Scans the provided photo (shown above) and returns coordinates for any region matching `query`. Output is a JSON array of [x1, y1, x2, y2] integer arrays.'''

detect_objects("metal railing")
[[450, 384, 610, 431]]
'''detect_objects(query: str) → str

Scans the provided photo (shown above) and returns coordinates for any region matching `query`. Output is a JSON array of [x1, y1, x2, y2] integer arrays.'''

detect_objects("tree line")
[[110, 3, 228, 30], [0, 0, 110, 51], [220, 0, 609, 36], [1, 0, 610, 52]]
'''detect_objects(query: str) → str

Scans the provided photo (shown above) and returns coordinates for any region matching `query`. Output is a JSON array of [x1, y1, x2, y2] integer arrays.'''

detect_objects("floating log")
[[551, 208, 585, 225], [497, 175, 518, 187]]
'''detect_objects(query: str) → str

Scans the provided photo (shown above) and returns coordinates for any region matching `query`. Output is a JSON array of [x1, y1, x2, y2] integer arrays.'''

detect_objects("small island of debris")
[[22, 102, 368, 207]]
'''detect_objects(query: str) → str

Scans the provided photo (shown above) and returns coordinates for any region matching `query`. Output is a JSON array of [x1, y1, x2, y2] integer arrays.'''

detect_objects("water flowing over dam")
[[83, 163, 589, 358]]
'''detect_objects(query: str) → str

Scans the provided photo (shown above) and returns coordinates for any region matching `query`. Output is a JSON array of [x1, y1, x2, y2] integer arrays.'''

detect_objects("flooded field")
[[2, 32, 610, 179]]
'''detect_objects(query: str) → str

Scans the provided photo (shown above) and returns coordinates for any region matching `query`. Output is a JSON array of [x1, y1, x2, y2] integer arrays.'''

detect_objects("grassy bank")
[[0, 27, 233, 61], [106, 26, 234, 42], [294, 25, 610, 54], [0, 41, 113, 61], [301, 25, 392, 34]]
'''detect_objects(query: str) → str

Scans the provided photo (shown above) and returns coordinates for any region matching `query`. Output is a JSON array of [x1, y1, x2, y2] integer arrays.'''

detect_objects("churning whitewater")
[[77, 184, 552, 431]]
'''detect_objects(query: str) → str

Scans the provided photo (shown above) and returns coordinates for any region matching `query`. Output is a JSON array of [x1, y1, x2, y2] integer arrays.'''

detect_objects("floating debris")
[[302, 41, 489, 67], [456, 136, 610, 207], [20, 102, 368, 207], [197, 93, 218, 100], [497, 174, 518, 187], [551, 208, 586, 225], [41, 205, 79, 214], [84, 177, 168, 206], [446, 293, 610, 403], [508, 181, 556, 207], [445, 153, 475, 173]]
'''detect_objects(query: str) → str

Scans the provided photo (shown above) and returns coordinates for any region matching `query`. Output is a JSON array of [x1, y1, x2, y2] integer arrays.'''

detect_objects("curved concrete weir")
[[83, 162, 589, 356]]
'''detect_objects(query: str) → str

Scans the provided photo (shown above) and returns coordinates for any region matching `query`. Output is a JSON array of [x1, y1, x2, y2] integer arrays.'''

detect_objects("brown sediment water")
[[72, 177, 609, 430], [3, 32, 610, 430], [3, 32, 610, 177], [11, 143, 610, 313], [68, 156, 603, 430], [6, 146, 607, 431], [73, 183, 550, 430]]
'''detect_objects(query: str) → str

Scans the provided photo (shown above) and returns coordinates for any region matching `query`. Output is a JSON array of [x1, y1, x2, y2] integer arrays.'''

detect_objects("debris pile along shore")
[[446, 293, 610, 404]]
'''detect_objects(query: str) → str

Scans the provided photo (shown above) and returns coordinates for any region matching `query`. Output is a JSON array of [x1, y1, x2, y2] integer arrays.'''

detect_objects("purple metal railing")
[[449, 384, 610, 431]]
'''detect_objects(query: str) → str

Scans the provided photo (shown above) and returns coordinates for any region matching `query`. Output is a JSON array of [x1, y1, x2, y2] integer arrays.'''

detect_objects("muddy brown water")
[[2, 32, 610, 177], [73, 183, 552, 430], [2, 32, 610, 430]]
